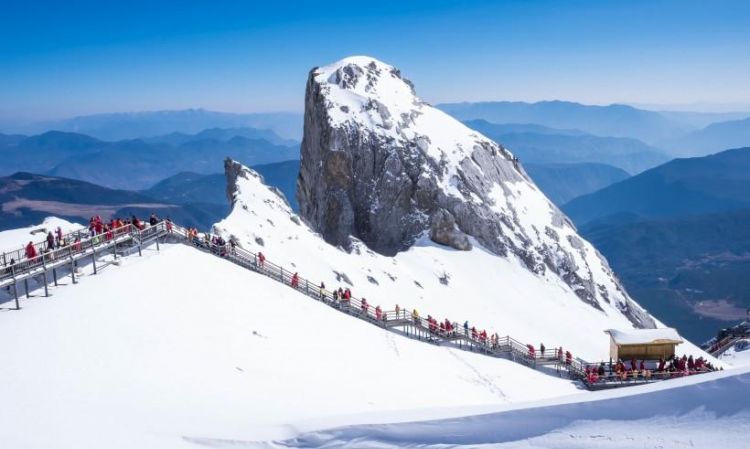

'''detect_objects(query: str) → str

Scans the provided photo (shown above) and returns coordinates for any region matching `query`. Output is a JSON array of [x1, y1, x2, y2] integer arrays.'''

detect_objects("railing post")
[[305, 279, 309, 296], [53, 267, 58, 286], [70, 246, 77, 285], [11, 265, 19, 310], [42, 266, 49, 297], [280, 267, 284, 284], [24, 278, 29, 298], [137, 229, 143, 257], [91, 242, 98, 275]]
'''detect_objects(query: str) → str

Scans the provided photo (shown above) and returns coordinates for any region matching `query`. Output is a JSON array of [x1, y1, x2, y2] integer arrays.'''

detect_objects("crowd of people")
[[2, 213, 173, 278], [583, 353, 720, 384]]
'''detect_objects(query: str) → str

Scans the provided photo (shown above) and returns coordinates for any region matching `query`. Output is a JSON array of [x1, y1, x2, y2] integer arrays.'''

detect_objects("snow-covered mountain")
[[215, 157, 681, 362], [296, 56, 652, 327]]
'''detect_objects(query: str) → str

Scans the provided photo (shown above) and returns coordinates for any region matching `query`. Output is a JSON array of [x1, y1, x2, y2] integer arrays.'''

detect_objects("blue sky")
[[1, 0, 749, 122]]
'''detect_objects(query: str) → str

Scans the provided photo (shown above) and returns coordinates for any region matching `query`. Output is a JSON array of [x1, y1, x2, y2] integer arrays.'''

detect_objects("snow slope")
[[214, 164, 712, 362], [721, 339, 750, 367], [0, 243, 580, 449], [0, 216, 81, 252], [264, 367, 750, 449]]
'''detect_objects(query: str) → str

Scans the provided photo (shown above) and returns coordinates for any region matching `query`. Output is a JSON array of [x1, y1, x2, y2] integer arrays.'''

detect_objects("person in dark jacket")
[[46, 232, 55, 251]]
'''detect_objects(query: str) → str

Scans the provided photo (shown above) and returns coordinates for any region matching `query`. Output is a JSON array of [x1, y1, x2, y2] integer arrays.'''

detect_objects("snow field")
[[0, 243, 580, 449], [264, 365, 750, 448]]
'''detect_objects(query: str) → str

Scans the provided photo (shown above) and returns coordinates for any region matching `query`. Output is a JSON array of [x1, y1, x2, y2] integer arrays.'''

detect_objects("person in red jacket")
[[290, 272, 299, 288], [25, 241, 37, 260], [257, 252, 265, 268]]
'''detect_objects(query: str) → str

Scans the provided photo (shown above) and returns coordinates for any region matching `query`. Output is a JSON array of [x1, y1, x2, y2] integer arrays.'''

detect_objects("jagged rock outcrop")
[[296, 56, 654, 328], [225, 157, 289, 209]]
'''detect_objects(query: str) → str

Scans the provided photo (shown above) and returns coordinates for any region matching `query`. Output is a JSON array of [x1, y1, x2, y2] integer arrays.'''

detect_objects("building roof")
[[605, 328, 684, 345]]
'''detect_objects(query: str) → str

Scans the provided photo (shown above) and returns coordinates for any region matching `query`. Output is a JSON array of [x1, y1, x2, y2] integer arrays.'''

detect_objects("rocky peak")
[[297, 56, 655, 328]]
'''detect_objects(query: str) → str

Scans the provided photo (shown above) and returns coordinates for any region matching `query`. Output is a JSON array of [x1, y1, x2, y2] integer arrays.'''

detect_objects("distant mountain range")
[[440, 100, 690, 144], [0, 172, 224, 231], [11, 109, 304, 141], [144, 127, 298, 147], [465, 119, 669, 174], [0, 130, 300, 190], [524, 163, 630, 205], [563, 147, 750, 226], [6, 103, 749, 162]]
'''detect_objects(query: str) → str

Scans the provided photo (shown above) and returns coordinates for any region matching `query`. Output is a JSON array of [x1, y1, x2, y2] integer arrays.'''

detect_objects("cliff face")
[[296, 56, 654, 327]]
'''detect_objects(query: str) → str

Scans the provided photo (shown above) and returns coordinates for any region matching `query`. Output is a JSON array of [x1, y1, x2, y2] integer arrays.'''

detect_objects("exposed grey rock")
[[429, 209, 472, 251], [333, 270, 353, 286]]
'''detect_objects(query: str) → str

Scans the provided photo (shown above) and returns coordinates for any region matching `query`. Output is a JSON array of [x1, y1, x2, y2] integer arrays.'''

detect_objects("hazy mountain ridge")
[[0, 130, 299, 190], [662, 117, 750, 157], [12, 109, 304, 141], [464, 119, 669, 174], [524, 162, 630, 205], [0, 172, 224, 231], [143, 126, 298, 147], [439, 100, 690, 144], [563, 147, 750, 226]]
